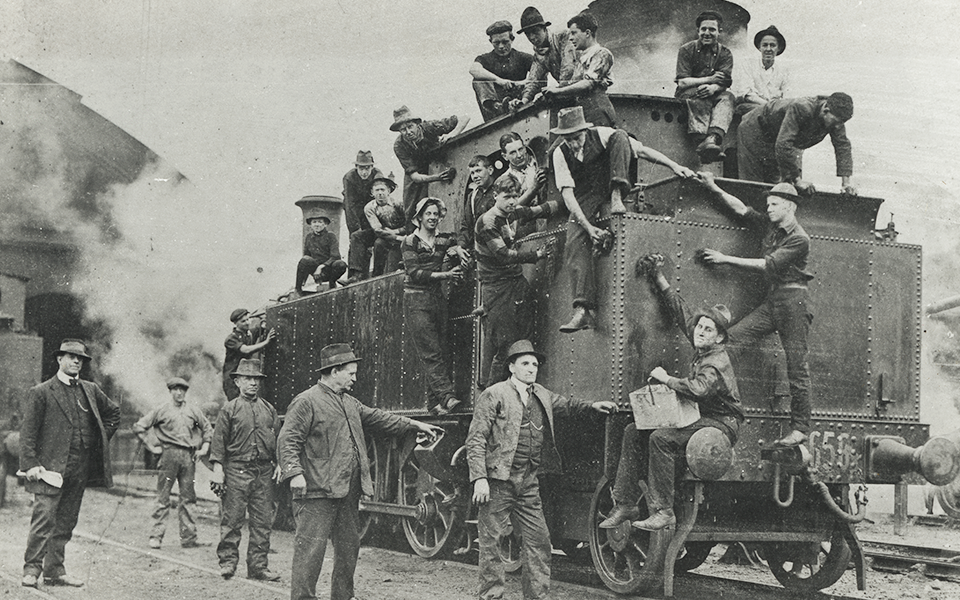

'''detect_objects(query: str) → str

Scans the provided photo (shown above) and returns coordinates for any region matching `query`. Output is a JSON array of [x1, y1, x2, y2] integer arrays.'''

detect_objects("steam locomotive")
[[260, 94, 958, 596]]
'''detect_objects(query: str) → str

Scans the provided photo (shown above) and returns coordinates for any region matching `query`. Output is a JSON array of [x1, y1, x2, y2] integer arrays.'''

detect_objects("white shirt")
[[552, 126, 645, 190], [740, 58, 789, 104], [510, 376, 532, 406]]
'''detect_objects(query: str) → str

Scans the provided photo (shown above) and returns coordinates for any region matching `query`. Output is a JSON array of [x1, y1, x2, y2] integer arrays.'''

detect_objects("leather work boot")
[[696, 134, 724, 164], [45, 574, 85, 587], [21, 574, 38, 588], [248, 569, 281, 582], [559, 307, 592, 333], [444, 398, 463, 413], [148, 538, 161, 549], [599, 504, 641, 529], [220, 565, 236, 579], [632, 508, 676, 531], [774, 430, 809, 448]]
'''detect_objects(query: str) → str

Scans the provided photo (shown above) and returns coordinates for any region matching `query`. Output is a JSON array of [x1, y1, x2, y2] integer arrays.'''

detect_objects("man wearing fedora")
[[343, 150, 384, 276], [675, 11, 736, 164], [736, 25, 790, 115], [391, 105, 469, 222], [470, 20, 534, 122], [223, 308, 275, 399], [19, 339, 121, 588], [467, 339, 616, 599], [133, 377, 213, 550], [278, 343, 442, 600], [737, 92, 857, 195], [551, 105, 694, 333], [209, 358, 281, 581], [297, 214, 348, 293], [601, 255, 743, 531], [347, 174, 405, 281], [404, 197, 466, 416], [697, 171, 813, 448], [517, 6, 576, 108]]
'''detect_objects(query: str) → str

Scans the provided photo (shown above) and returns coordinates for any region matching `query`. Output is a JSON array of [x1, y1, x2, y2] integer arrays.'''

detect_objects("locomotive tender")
[[262, 94, 958, 596]]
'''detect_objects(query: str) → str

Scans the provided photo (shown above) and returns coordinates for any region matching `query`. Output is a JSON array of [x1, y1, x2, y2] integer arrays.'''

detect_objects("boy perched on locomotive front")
[[467, 340, 616, 599], [296, 215, 347, 293], [601, 256, 743, 531]]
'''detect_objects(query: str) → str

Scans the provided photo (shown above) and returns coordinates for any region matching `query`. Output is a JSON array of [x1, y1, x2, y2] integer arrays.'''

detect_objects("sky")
[[2, 0, 960, 426]]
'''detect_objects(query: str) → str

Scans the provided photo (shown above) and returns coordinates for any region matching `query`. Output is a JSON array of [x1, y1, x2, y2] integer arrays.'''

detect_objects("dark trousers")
[[404, 289, 456, 409], [478, 474, 552, 600], [728, 286, 813, 433], [217, 461, 275, 575], [296, 258, 347, 291], [151, 446, 197, 544], [291, 469, 362, 600], [647, 417, 739, 512], [348, 229, 401, 278], [481, 276, 533, 388], [23, 447, 90, 578], [473, 80, 523, 122], [612, 423, 645, 505], [564, 220, 600, 310], [737, 109, 781, 183]]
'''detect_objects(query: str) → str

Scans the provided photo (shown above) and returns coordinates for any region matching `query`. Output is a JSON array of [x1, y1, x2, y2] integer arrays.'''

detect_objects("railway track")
[[861, 538, 960, 580]]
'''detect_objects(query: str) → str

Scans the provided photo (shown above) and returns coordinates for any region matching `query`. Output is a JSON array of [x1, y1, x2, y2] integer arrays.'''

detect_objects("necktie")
[[527, 385, 536, 406]]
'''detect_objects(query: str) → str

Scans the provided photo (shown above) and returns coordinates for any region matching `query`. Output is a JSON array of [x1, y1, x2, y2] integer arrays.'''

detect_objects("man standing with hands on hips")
[[278, 343, 443, 600]]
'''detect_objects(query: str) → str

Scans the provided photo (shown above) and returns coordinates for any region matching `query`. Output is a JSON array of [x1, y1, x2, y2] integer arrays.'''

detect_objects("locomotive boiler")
[[261, 94, 958, 596]]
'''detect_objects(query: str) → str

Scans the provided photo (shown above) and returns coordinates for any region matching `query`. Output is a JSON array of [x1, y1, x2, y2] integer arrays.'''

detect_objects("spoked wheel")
[[358, 437, 379, 541], [674, 542, 714, 572], [398, 452, 462, 558], [555, 539, 591, 561], [766, 523, 852, 591], [588, 476, 652, 594]]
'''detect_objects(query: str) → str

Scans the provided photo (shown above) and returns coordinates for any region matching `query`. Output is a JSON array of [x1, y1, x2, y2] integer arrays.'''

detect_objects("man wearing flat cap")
[[278, 343, 442, 600], [737, 92, 857, 195], [297, 214, 348, 293], [343, 150, 384, 276], [697, 171, 813, 449], [134, 377, 214, 549], [517, 6, 577, 108], [470, 20, 534, 122], [19, 339, 121, 588], [392, 105, 470, 223], [210, 359, 281, 581], [223, 308, 275, 400], [601, 255, 743, 531], [347, 174, 406, 281], [467, 339, 616, 599], [736, 25, 790, 115]]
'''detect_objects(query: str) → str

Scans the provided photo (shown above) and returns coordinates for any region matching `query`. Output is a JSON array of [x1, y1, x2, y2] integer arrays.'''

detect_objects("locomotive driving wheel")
[[358, 437, 381, 541], [398, 452, 462, 558], [588, 476, 651, 594], [765, 522, 852, 592]]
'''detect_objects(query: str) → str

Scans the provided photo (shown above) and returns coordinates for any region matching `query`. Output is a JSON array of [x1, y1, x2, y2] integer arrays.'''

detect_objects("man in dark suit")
[[19, 339, 121, 588]]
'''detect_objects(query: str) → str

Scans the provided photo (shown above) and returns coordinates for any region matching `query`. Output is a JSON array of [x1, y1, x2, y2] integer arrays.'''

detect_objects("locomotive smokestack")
[[295, 195, 345, 245]]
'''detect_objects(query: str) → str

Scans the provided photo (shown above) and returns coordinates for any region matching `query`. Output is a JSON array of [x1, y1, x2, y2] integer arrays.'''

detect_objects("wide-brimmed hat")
[[550, 106, 593, 135], [372, 174, 397, 193], [319, 343, 361, 371], [55, 339, 92, 360], [231, 358, 266, 378], [230, 308, 249, 323], [166, 377, 190, 390], [413, 197, 447, 225], [754, 25, 785, 54], [689, 305, 732, 340], [766, 182, 801, 203], [307, 215, 331, 225], [354, 150, 375, 166], [506, 339, 546, 364], [390, 105, 423, 132], [517, 6, 551, 35]]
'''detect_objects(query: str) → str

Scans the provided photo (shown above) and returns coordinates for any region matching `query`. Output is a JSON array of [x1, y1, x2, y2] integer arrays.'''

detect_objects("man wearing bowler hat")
[[470, 20, 534, 121], [467, 340, 616, 599], [278, 343, 442, 600], [347, 174, 406, 281], [601, 255, 743, 531], [551, 105, 694, 333], [134, 376, 213, 549], [697, 171, 813, 448], [19, 339, 121, 588], [517, 6, 577, 108], [209, 359, 281, 581], [223, 308, 275, 400], [391, 105, 470, 223], [736, 25, 790, 115], [343, 150, 384, 275]]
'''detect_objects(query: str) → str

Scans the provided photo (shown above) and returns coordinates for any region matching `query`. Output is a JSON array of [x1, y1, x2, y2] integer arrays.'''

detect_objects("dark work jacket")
[[342, 167, 384, 234], [557, 128, 632, 219], [278, 383, 418, 499], [20, 376, 121, 494]]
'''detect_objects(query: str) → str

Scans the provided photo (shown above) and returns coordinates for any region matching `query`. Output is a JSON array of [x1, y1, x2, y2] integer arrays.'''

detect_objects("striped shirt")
[[474, 202, 557, 282]]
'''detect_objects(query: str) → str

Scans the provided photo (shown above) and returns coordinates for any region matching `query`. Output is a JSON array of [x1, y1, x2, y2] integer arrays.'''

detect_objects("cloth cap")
[[486, 20, 513, 36], [826, 92, 854, 122], [231, 358, 266, 378], [517, 6, 551, 35], [371, 174, 398, 193], [696, 10, 723, 26], [766, 182, 801, 204], [55, 338, 92, 360], [319, 343, 361, 371], [390, 105, 423, 132], [689, 305, 732, 340], [754, 25, 786, 54], [549, 106, 594, 135], [230, 308, 249, 323], [413, 197, 447, 226], [354, 150, 375, 166], [506, 339, 546, 365], [166, 377, 190, 390]]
